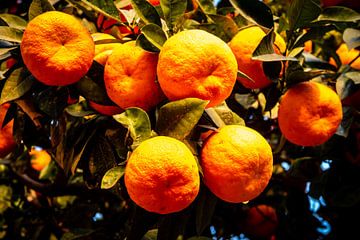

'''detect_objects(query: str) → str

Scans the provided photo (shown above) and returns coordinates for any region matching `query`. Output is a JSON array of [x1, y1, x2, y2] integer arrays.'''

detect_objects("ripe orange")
[[91, 33, 122, 66], [304, 40, 313, 53], [88, 101, 123, 116], [30, 147, 51, 172], [201, 125, 273, 203], [278, 81, 343, 146], [124, 136, 200, 214], [21, 11, 95, 86], [157, 29, 238, 108], [228, 26, 286, 89], [104, 41, 164, 111], [0, 104, 16, 158], [329, 43, 360, 70], [242, 205, 278, 238]]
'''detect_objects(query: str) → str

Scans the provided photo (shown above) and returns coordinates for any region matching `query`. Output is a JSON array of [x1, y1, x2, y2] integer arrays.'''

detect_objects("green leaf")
[[199, 14, 238, 42], [113, 108, 152, 149], [196, 0, 216, 15], [0, 185, 12, 214], [209, 102, 245, 126], [345, 71, 360, 84], [0, 26, 23, 43], [229, 0, 274, 29], [237, 70, 255, 84], [142, 229, 158, 240], [262, 84, 281, 112], [0, 14, 27, 30], [65, 101, 95, 117], [292, 25, 336, 49], [61, 228, 95, 240], [39, 160, 59, 182], [316, 6, 360, 23], [136, 33, 160, 52], [343, 28, 360, 50], [286, 70, 333, 86], [141, 23, 167, 50], [253, 28, 275, 56], [101, 166, 125, 189], [287, 0, 321, 32], [0, 46, 17, 56], [28, 0, 55, 21], [130, 0, 162, 26], [156, 98, 208, 140], [0, 68, 34, 104], [196, 187, 217, 235], [160, 0, 187, 32], [252, 53, 297, 62], [67, 0, 121, 21], [76, 76, 113, 105]]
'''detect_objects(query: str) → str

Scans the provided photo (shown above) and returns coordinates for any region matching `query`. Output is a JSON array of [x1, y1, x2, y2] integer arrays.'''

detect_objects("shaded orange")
[[0, 104, 16, 158], [89, 101, 123, 116], [278, 81, 342, 146], [242, 205, 278, 238], [329, 43, 360, 70], [201, 125, 273, 203], [104, 41, 164, 111], [91, 33, 122, 66], [21, 11, 94, 86], [125, 136, 200, 214], [30, 147, 51, 172], [228, 26, 285, 89], [157, 29, 237, 108]]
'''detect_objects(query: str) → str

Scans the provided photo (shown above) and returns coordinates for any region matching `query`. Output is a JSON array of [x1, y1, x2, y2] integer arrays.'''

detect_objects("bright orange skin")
[[304, 40, 313, 53], [21, 11, 95, 86], [242, 205, 278, 238], [329, 43, 360, 70], [91, 33, 122, 66], [157, 30, 237, 108], [125, 136, 200, 214], [89, 101, 123, 116], [30, 148, 51, 172], [148, 0, 160, 5], [104, 41, 164, 111], [0, 104, 16, 158], [201, 125, 273, 203], [228, 26, 286, 89], [278, 82, 342, 146]]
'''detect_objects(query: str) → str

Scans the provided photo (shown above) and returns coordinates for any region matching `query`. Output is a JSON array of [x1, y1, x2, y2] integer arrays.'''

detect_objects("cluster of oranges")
[[8, 6, 344, 215]]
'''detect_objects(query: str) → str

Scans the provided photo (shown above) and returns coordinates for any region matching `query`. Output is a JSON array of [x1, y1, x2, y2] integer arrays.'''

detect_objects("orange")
[[329, 43, 360, 70], [148, 0, 160, 5], [124, 136, 200, 214], [228, 26, 286, 89], [157, 29, 237, 108], [91, 33, 122, 66], [304, 40, 313, 53], [30, 147, 51, 171], [88, 101, 123, 116], [242, 205, 278, 238], [278, 81, 342, 146], [201, 125, 273, 203], [21, 11, 95, 86], [0, 104, 16, 158], [104, 41, 164, 111]]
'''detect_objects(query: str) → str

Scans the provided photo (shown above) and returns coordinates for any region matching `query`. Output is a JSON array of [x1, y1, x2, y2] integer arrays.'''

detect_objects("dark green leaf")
[[262, 84, 281, 112], [156, 98, 208, 140], [196, 187, 217, 235], [160, 0, 187, 32], [343, 28, 360, 50], [345, 71, 360, 84], [292, 25, 336, 49], [0, 46, 17, 56], [253, 28, 275, 56], [76, 76, 112, 105], [237, 70, 255, 84], [61, 228, 95, 240], [141, 23, 167, 50], [286, 70, 333, 86], [65, 101, 95, 117], [28, 0, 55, 21], [158, 212, 190, 240], [252, 53, 297, 61], [0, 14, 27, 30], [287, 0, 321, 32], [0, 68, 34, 104], [207, 14, 238, 42], [113, 108, 152, 149], [101, 166, 125, 189], [209, 102, 245, 126], [316, 6, 360, 23], [142, 229, 158, 240], [197, 0, 216, 15], [229, 0, 274, 29], [130, 0, 162, 26], [0, 26, 23, 43], [67, 0, 121, 21], [136, 34, 160, 52], [39, 160, 59, 182]]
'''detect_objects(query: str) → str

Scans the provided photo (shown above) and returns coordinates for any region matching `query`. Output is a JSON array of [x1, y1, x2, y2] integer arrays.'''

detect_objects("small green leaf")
[[0, 185, 12, 214], [0, 26, 23, 43], [237, 70, 255, 83], [113, 108, 152, 148], [286, 69, 333, 86], [130, 0, 162, 26], [0, 46, 17, 56], [343, 28, 360, 50], [142, 229, 158, 240], [210, 102, 245, 126], [262, 84, 281, 112], [141, 23, 167, 50], [67, 0, 121, 21], [196, 0, 216, 15], [28, 0, 55, 21], [316, 6, 360, 23], [136, 33, 159, 52], [101, 166, 125, 189], [292, 25, 336, 49], [0, 14, 27, 30], [252, 53, 297, 62], [156, 98, 208, 140], [0, 68, 34, 104], [65, 101, 95, 117], [287, 0, 321, 32], [160, 0, 187, 32], [39, 160, 58, 182], [198, 14, 238, 42], [196, 187, 217, 235]]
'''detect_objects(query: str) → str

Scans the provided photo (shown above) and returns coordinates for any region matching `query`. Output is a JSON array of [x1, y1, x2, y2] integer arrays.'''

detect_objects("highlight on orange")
[[0, 104, 16, 158], [278, 81, 343, 146], [329, 43, 360, 70], [91, 33, 122, 66], [20, 11, 95, 86]]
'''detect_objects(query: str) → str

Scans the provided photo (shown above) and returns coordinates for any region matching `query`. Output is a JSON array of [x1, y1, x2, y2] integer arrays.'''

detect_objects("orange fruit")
[[304, 40, 313, 53], [329, 43, 360, 70], [242, 205, 278, 238], [88, 101, 123, 116], [278, 81, 342, 146], [104, 41, 164, 111], [157, 29, 237, 108], [124, 136, 200, 214], [91, 33, 122, 66], [228, 26, 286, 89], [30, 147, 51, 172], [148, 0, 160, 5], [0, 104, 16, 158], [201, 125, 273, 203], [21, 11, 95, 86]]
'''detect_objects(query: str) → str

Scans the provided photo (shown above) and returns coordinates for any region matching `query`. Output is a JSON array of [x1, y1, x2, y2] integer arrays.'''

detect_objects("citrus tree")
[[0, 0, 359, 239]]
